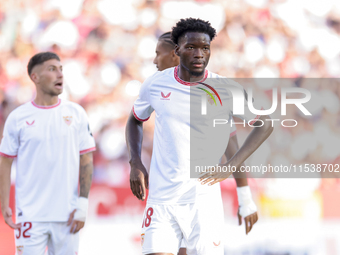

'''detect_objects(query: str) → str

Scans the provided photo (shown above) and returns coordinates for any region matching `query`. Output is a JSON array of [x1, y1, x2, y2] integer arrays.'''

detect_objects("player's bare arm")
[[228, 115, 273, 170], [225, 135, 259, 235], [68, 152, 93, 234], [79, 152, 94, 198], [126, 111, 149, 201], [0, 156, 21, 229], [200, 115, 273, 185]]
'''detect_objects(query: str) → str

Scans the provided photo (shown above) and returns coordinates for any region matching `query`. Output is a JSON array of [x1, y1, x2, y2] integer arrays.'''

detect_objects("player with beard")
[[153, 32, 259, 255], [126, 18, 273, 255]]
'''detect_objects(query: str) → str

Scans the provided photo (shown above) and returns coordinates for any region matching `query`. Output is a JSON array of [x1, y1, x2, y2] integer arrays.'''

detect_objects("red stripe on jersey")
[[132, 106, 150, 122], [0, 152, 17, 158], [31, 99, 61, 109], [174, 66, 208, 86], [230, 130, 237, 138], [80, 147, 96, 155]]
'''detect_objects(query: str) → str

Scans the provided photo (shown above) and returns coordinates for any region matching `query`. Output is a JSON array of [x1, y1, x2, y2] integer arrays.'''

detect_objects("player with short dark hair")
[[27, 52, 60, 75], [126, 18, 273, 255], [153, 31, 259, 255], [0, 52, 96, 254], [170, 18, 217, 46]]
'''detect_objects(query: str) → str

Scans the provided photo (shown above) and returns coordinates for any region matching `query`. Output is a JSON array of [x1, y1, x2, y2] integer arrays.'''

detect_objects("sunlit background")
[[0, 0, 340, 254]]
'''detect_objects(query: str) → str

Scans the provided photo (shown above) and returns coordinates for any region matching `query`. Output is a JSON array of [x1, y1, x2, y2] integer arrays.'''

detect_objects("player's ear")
[[175, 45, 180, 56], [30, 72, 38, 83], [171, 49, 176, 58], [171, 49, 179, 63]]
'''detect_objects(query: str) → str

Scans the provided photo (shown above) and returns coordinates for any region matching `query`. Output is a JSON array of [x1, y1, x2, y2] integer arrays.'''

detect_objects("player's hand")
[[2, 207, 21, 229], [67, 209, 85, 234], [238, 208, 258, 235], [199, 164, 234, 186], [129, 160, 149, 201]]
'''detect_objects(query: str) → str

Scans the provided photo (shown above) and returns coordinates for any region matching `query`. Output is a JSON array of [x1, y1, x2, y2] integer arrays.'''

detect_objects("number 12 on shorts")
[[142, 207, 153, 228]]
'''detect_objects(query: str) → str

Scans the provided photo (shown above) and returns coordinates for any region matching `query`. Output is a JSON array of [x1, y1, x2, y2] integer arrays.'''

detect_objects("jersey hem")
[[80, 147, 96, 155], [0, 152, 17, 158]]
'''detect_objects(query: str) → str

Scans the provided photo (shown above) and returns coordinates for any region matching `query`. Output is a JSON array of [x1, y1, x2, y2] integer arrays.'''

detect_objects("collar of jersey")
[[31, 98, 61, 109], [174, 66, 208, 86]]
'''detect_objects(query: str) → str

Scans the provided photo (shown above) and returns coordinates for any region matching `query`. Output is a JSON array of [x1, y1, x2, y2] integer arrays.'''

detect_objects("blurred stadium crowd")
[[0, 0, 340, 218]]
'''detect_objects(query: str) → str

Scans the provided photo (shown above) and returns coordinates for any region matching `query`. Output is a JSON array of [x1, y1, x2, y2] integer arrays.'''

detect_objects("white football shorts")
[[141, 195, 224, 255], [14, 221, 79, 255]]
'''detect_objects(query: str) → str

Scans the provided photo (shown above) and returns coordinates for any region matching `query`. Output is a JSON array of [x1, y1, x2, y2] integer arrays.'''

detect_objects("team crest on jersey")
[[16, 246, 24, 255], [63, 116, 73, 126], [141, 234, 145, 246], [160, 92, 171, 100]]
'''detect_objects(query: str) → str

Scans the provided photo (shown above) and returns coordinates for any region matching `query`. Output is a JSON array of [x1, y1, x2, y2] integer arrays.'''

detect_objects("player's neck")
[[33, 94, 59, 106], [177, 65, 205, 83]]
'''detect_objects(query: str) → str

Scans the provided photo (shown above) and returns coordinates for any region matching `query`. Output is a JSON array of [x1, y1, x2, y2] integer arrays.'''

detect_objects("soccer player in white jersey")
[[0, 52, 96, 255], [126, 18, 273, 255], [154, 32, 259, 255]]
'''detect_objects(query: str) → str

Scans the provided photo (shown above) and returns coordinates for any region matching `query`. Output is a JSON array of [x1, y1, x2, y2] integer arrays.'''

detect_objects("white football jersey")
[[0, 99, 96, 222], [133, 67, 259, 204]]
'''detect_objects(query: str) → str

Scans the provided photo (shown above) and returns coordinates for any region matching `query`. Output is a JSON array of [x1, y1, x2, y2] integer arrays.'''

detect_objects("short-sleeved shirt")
[[0, 99, 96, 222], [133, 67, 259, 204]]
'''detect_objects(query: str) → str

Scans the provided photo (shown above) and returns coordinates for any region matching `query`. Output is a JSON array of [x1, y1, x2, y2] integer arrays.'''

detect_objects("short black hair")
[[27, 52, 60, 75], [171, 18, 217, 45], [159, 32, 176, 49]]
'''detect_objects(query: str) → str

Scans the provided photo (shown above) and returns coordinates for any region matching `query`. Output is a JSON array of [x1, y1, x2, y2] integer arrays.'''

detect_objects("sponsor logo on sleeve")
[[87, 124, 93, 137]]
